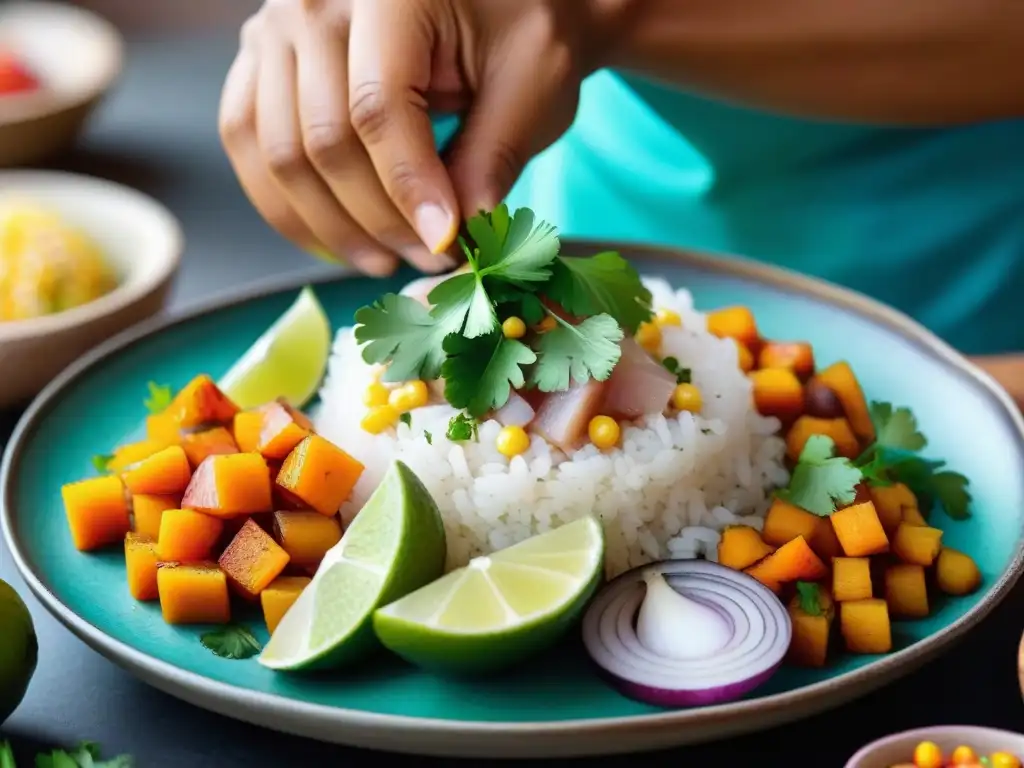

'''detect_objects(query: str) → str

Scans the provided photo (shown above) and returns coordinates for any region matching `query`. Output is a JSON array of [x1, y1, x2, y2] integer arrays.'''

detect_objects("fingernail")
[[308, 247, 346, 265], [414, 202, 457, 254], [402, 245, 456, 274]]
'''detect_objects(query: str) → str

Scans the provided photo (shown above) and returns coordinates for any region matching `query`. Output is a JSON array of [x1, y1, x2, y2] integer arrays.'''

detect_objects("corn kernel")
[[363, 381, 390, 407], [496, 426, 530, 458], [588, 416, 621, 450], [388, 380, 429, 412], [361, 405, 399, 434], [992, 753, 1023, 768], [737, 342, 755, 372], [655, 308, 682, 327], [502, 316, 526, 339], [913, 741, 944, 768], [671, 383, 703, 413], [951, 746, 978, 765], [635, 321, 662, 353]]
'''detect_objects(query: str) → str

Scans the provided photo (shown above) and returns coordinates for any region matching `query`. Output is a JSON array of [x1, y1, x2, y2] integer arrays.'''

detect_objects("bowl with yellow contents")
[[0, 170, 182, 407], [846, 726, 1024, 768]]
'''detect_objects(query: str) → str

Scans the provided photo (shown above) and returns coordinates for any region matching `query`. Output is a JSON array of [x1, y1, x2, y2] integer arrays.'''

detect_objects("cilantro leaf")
[[399, 412, 411, 427], [870, 401, 927, 452], [546, 252, 653, 334], [531, 314, 624, 392], [426, 272, 496, 339], [661, 356, 692, 384], [423, 430, 433, 445], [1, 741, 15, 768], [776, 435, 862, 516], [200, 623, 262, 660], [930, 470, 972, 520], [91, 454, 113, 474], [354, 293, 449, 382], [446, 413, 478, 442], [471, 205, 559, 286], [143, 382, 173, 414], [795, 582, 823, 616], [441, 332, 537, 418]]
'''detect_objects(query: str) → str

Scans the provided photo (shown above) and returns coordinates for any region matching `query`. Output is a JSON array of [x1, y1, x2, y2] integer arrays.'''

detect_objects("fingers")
[[348, 0, 460, 255]]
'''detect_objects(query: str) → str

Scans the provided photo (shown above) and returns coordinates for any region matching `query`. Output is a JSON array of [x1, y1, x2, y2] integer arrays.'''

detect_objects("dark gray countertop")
[[2, 33, 1023, 768]]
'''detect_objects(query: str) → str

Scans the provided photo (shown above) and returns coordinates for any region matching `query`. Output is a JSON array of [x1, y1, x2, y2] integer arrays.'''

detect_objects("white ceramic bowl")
[[846, 725, 1024, 767], [0, 1, 124, 166], [0, 170, 183, 407]]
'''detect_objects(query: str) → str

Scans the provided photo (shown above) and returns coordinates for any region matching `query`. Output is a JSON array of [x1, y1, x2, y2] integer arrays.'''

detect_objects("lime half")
[[259, 460, 446, 671], [0, 579, 37, 725], [218, 286, 331, 409], [373, 517, 605, 675]]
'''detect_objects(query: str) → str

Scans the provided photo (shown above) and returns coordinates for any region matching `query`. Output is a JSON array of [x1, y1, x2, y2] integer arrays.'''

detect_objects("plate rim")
[[4, 242, 1023, 757]]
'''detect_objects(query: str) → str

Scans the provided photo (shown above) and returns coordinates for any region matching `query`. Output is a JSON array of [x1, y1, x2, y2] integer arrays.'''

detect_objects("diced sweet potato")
[[935, 547, 982, 596], [181, 453, 273, 518], [809, 517, 844, 561], [132, 493, 180, 540], [840, 598, 891, 654], [276, 435, 365, 517], [218, 518, 291, 600], [891, 522, 943, 567], [762, 499, 820, 547], [157, 508, 224, 563], [814, 361, 875, 444], [122, 445, 192, 496], [786, 416, 860, 462], [261, 575, 311, 634], [869, 482, 918, 533], [157, 562, 231, 625], [750, 368, 804, 423], [736, 342, 755, 373], [108, 438, 172, 472], [232, 410, 264, 453], [786, 589, 835, 667], [181, 427, 239, 468], [830, 501, 889, 557], [717, 525, 775, 571], [272, 510, 343, 570], [124, 533, 159, 601], [165, 374, 240, 429], [706, 306, 759, 351], [145, 412, 182, 444], [758, 341, 815, 381], [832, 556, 872, 602], [744, 535, 827, 587], [257, 400, 313, 460], [61, 475, 131, 551], [884, 563, 929, 618], [902, 506, 928, 526]]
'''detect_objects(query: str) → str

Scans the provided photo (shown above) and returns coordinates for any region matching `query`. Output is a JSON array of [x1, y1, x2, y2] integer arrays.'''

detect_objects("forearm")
[[592, 0, 1024, 124], [970, 355, 1024, 409]]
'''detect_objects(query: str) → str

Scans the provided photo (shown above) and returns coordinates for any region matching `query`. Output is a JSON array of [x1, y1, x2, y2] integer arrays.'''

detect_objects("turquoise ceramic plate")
[[3, 243, 1024, 758]]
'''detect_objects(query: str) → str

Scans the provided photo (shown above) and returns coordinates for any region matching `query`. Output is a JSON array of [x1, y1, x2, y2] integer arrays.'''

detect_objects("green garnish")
[[883, 455, 972, 521], [661, 356, 692, 384], [200, 623, 262, 660], [143, 381, 173, 414], [867, 401, 927, 453], [354, 293, 450, 382], [545, 251, 653, 334], [776, 435, 862, 516], [465, 206, 559, 286], [446, 413, 478, 442], [0, 742, 13, 768], [441, 332, 536, 417], [399, 412, 412, 427], [795, 581, 823, 616], [423, 430, 433, 445], [531, 314, 623, 392], [20, 741, 133, 768], [91, 454, 113, 474]]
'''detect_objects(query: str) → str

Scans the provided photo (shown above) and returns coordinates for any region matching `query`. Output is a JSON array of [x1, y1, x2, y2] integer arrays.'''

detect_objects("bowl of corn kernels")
[[845, 726, 1024, 768]]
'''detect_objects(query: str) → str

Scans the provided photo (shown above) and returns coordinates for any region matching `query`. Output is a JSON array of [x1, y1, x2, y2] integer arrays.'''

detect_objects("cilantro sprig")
[[1, 739, 133, 768], [200, 623, 262, 660], [777, 435, 862, 516]]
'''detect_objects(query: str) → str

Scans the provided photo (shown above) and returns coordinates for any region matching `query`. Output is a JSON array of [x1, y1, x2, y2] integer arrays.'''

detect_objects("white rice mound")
[[315, 278, 789, 578]]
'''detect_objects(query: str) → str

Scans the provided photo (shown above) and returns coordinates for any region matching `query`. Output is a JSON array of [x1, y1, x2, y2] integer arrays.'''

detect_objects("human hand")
[[219, 0, 608, 276]]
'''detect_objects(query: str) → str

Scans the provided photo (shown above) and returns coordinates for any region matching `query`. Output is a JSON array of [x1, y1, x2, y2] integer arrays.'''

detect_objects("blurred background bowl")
[[845, 725, 1024, 767], [0, 1, 124, 167], [0, 170, 182, 407]]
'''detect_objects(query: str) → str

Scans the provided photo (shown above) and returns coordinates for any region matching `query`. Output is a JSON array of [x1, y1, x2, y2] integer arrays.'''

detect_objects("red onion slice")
[[582, 559, 791, 708]]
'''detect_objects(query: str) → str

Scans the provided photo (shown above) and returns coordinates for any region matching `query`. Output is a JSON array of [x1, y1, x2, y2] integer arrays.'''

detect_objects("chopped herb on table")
[[0, 739, 133, 768], [200, 623, 262, 660]]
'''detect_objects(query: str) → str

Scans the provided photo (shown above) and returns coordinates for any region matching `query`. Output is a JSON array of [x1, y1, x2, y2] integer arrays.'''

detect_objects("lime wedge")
[[373, 517, 605, 675], [218, 286, 331, 409], [259, 460, 446, 671]]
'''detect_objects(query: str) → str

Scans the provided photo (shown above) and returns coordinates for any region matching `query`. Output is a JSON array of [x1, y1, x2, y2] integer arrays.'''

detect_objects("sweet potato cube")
[[257, 400, 313, 460], [758, 341, 815, 381], [273, 510, 343, 569], [132, 493, 180, 540], [884, 563, 929, 618], [706, 306, 759, 350], [840, 598, 892, 654], [902, 506, 928, 526], [181, 453, 273, 518], [181, 427, 239, 468], [832, 556, 872, 602], [750, 368, 805, 423], [232, 410, 264, 453], [744, 535, 827, 587], [276, 435, 364, 517], [123, 445, 192, 496], [157, 508, 224, 562], [935, 547, 982, 596], [146, 411, 182, 444], [717, 525, 775, 571], [762, 499, 820, 547], [157, 562, 231, 625], [809, 517, 844, 561], [261, 575, 311, 634], [124, 533, 160, 601], [61, 475, 131, 551], [891, 522, 943, 567], [166, 374, 240, 429], [786, 589, 834, 667], [830, 501, 889, 557], [108, 438, 173, 472], [219, 518, 291, 600], [786, 416, 860, 462], [868, 482, 918, 533], [815, 361, 875, 444]]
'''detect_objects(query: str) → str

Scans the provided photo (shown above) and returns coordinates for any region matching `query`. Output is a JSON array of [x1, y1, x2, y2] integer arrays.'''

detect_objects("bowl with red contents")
[[846, 726, 1024, 768], [0, 1, 123, 166]]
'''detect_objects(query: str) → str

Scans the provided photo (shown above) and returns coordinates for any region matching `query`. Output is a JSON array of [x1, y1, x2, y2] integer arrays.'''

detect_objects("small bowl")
[[846, 725, 1024, 767], [0, 170, 183, 407], [0, 1, 124, 166]]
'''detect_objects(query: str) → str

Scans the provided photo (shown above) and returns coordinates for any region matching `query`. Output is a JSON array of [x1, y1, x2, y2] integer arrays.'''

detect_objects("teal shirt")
[[500, 71, 1024, 355]]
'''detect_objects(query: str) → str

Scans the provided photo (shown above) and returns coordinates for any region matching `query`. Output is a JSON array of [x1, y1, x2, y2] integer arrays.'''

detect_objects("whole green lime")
[[0, 578, 37, 725]]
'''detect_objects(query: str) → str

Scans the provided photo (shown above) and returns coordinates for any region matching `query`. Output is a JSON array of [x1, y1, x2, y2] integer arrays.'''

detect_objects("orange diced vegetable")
[[891, 522, 943, 567], [840, 598, 892, 654], [165, 374, 240, 429], [145, 411, 182, 444], [884, 563, 929, 618], [758, 341, 815, 381], [124, 533, 159, 601], [762, 499, 820, 547], [744, 535, 827, 587], [706, 306, 759, 351], [132, 493, 179, 539], [902, 506, 928, 526], [814, 361, 875, 444], [122, 445, 192, 496], [830, 501, 889, 557], [786, 589, 835, 667], [156, 508, 224, 563], [868, 482, 918, 533], [181, 453, 273, 518], [257, 400, 313, 460], [218, 518, 291, 600], [107, 438, 173, 472], [157, 562, 231, 625], [272, 510, 343, 570], [181, 427, 239, 468], [276, 435, 365, 517], [832, 556, 872, 602], [809, 517, 844, 561], [716, 525, 775, 571], [260, 575, 310, 634], [232, 410, 264, 454], [786, 416, 860, 462], [61, 475, 131, 552], [935, 547, 982, 596], [750, 368, 804, 423], [736, 343, 755, 373]]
